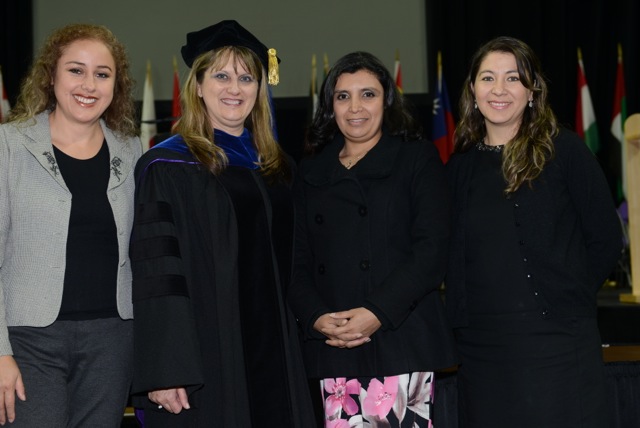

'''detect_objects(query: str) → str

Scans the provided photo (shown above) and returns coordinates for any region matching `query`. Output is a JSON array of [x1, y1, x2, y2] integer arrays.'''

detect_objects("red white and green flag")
[[611, 44, 627, 200], [575, 48, 600, 153]]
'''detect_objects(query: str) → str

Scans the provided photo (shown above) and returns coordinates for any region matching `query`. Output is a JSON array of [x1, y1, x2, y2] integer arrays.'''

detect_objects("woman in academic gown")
[[129, 20, 314, 427]]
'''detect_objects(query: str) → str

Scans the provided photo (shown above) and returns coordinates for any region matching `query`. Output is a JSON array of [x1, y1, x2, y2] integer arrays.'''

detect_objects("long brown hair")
[[9, 23, 138, 137], [173, 46, 289, 179], [455, 36, 557, 194]]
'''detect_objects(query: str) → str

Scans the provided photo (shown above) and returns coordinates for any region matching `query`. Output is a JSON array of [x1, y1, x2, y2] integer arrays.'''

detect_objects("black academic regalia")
[[130, 132, 315, 427]]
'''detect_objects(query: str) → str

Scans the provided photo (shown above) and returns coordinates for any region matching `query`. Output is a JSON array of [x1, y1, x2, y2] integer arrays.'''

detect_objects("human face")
[[471, 51, 533, 136], [333, 70, 384, 147], [197, 55, 259, 136], [52, 39, 115, 126]]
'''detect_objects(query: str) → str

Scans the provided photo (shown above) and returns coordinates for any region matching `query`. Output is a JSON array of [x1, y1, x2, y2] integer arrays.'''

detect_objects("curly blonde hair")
[[8, 23, 138, 137], [455, 36, 558, 194], [173, 46, 289, 179]]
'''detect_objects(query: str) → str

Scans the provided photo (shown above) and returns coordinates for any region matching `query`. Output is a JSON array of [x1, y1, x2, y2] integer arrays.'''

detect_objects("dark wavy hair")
[[455, 36, 558, 194], [8, 23, 138, 137], [305, 51, 422, 154]]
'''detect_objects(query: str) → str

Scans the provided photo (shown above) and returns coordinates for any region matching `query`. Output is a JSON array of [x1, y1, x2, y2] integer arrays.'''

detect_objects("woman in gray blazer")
[[0, 24, 141, 427]]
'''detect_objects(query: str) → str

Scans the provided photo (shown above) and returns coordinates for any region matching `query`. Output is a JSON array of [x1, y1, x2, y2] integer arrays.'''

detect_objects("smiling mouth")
[[222, 99, 242, 106], [74, 95, 97, 105], [489, 101, 510, 108], [347, 118, 367, 124]]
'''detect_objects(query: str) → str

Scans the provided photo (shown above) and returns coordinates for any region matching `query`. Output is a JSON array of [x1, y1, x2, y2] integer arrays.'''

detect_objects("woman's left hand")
[[324, 308, 381, 349]]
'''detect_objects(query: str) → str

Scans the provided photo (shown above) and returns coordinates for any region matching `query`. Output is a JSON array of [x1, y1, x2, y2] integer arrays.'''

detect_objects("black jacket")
[[445, 128, 624, 328], [289, 133, 457, 378]]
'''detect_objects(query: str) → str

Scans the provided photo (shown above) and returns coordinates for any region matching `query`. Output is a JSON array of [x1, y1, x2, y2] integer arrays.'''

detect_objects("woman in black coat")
[[289, 51, 457, 427], [446, 36, 622, 428]]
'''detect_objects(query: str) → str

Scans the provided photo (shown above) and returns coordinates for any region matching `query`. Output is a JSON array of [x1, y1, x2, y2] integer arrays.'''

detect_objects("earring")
[[529, 100, 533, 108], [474, 101, 478, 109]]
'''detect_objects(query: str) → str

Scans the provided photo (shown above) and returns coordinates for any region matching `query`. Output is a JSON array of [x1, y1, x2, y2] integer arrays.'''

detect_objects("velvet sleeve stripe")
[[135, 201, 174, 225], [130, 236, 181, 261], [132, 274, 189, 301]]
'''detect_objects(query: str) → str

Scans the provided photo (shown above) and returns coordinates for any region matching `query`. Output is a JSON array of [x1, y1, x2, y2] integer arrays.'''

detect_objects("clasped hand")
[[314, 307, 381, 349]]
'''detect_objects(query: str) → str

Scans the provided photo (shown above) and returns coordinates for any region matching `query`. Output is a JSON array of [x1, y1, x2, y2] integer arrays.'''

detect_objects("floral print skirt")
[[320, 372, 434, 427]]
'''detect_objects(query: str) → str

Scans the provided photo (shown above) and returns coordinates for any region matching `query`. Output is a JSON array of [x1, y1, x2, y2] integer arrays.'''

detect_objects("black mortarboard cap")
[[180, 20, 279, 85]]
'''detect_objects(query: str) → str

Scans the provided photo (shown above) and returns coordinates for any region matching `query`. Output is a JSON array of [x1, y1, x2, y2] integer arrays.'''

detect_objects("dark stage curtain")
[[0, 0, 33, 107], [425, 0, 639, 201]]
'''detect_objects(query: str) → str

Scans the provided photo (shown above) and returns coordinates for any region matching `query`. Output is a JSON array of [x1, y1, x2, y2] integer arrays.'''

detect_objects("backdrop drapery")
[[425, 0, 640, 196], [0, 0, 33, 108]]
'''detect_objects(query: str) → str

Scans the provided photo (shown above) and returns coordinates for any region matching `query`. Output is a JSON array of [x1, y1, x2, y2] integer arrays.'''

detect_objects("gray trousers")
[[8, 318, 133, 428]]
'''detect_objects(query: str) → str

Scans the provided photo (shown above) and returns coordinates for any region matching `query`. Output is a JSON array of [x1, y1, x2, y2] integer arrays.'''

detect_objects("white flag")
[[140, 61, 157, 152]]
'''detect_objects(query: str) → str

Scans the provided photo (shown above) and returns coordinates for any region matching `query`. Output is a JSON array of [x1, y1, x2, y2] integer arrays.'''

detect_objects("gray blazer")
[[0, 112, 142, 355]]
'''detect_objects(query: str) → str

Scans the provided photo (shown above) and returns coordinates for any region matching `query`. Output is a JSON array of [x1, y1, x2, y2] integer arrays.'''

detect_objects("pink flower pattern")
[[362, 376, 399, 418], [324, 377, 361, 416], [321, 372, 434, 427]]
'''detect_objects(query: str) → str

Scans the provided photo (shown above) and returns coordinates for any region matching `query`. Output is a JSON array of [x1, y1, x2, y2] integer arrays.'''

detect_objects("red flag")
[[394, 49, 403, 94], [0, 66, 10, 123], [171, 56, 181, 128], [431, 51, 455, 163]]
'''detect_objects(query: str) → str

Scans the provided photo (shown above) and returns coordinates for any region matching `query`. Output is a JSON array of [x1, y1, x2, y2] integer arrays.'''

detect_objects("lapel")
[[19, 111, 136, 191], [302, 132, 401, 187], [20, 112, 67, 189], [102, 121, 136, 191]]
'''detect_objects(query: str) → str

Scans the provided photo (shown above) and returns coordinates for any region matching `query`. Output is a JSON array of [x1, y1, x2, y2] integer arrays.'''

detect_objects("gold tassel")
[[268, 48, 279, 86]]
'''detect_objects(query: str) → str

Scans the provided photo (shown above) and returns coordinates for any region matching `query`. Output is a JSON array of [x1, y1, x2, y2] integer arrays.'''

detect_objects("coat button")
[[318, 264, 325, 274], [359, 260, 370, 271], [315, 214, 324, 224], [358, 205, 368, 216]]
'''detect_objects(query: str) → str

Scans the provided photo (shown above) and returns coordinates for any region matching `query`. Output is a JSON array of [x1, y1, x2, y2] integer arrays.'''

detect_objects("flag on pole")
[[575, 48, 600, 153], [310, 53, 318, 120], [323, 53, 329, 80], [0, 66, 11, 123], [394, 49, 403, 94], [140, 60, 157, 152], [611, 43, 627, 201], [432, 51, 455, 164], [171, 56, 181, 129]]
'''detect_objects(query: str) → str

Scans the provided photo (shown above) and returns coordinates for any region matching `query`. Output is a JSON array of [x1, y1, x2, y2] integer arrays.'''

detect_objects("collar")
[[301, 132, 401, 186], [152, 129, 259, 169]]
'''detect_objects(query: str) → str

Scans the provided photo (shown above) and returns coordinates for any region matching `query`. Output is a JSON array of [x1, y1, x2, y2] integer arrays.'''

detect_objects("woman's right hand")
[[0, 355, 26, 425], [148, 387, 190, 414]]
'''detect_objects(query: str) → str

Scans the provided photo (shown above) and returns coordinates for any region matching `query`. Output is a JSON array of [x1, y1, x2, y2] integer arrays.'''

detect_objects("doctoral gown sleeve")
[[129, 154, 204, 395]]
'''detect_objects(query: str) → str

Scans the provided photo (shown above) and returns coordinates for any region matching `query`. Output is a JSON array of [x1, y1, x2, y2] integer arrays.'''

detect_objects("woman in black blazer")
[[446, 36, 622, 428], [289, 51, 457, 427]]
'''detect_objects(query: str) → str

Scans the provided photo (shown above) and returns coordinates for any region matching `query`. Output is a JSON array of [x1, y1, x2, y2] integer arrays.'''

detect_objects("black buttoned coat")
[[289, 133, 457, 378]]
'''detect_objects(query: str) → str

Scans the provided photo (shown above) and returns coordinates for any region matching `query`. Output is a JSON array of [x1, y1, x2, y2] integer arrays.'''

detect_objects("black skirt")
[[455, 312, 609, 428]]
